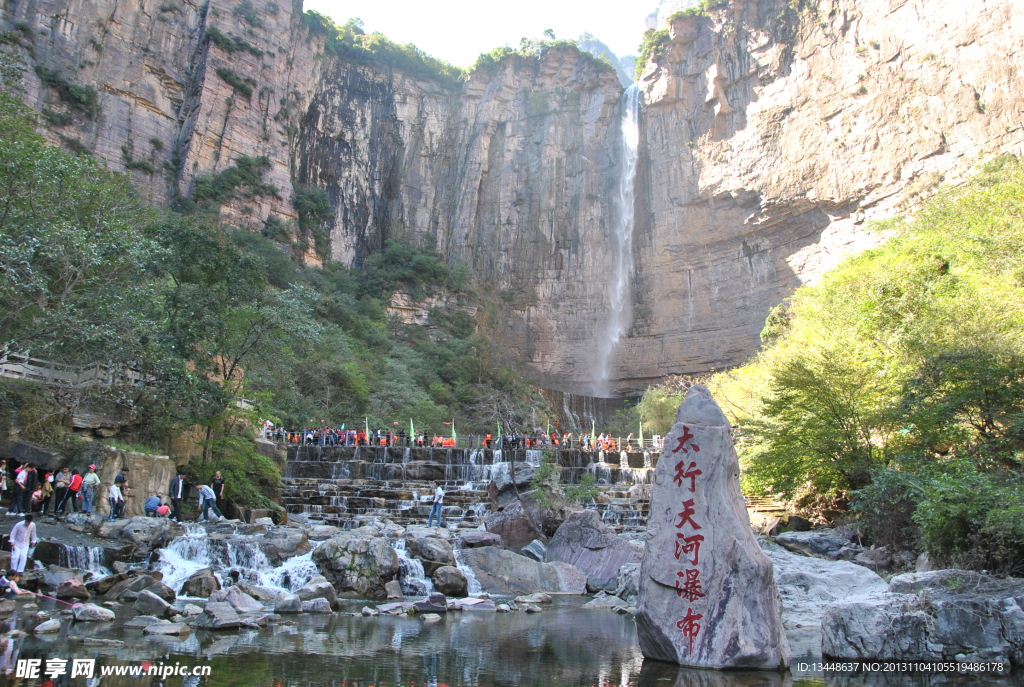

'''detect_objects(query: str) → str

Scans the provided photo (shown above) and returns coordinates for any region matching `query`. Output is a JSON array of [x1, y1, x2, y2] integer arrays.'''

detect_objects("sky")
[[302, 0, 662, 69]]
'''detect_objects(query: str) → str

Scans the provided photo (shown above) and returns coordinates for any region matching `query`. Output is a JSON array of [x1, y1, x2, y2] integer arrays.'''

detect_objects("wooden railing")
[[0, 352, 155, 388]]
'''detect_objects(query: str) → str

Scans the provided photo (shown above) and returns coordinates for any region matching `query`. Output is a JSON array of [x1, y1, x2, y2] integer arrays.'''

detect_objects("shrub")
[[191, 155, 280, 205], [206, 26, 263, 57], [232, 0, 263, 28], [41, 108, 73, 126], [566, 472, 601, 504], [126, 160, 156, 174], [215, 67, 256, 99], [635, 28, 669, 73], [33, 65, 99, 118]]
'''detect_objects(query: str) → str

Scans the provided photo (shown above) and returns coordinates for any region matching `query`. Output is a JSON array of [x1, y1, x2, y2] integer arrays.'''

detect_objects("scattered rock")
[[523, 605, 542, 613], [496, 603, 511, 613], [583, 595, 627, 609], [234, 583, 279, 603], [853, 546, 892, 571], [459, 531, 503, 549], [0, 601, 14, 615], [614, 563, 640, 604], [484, 499, 544, 551], [448, 598, 496, 612], [72, 604, 115, 622], [513, 593, 552, 605], [181, 603, 203, 617], [787, 516, 812, 532], [295, 575, 339, 610], [431, 566, 468, 598], [125, 615, 162, 628], [302, 598, 331, 613], [274, 592, 303, 614], [774, 530, 862, 561], [133, 590, 172, 618], [307, 525, 343, 541], [521, 539, 547, 562], [190, 602, 243, 630], [143, 622, 189, 635], [544, 510, 642, 592], [33, 619, 62, 634], [56, 578, 90, 601], [361, 606, 379, 617], [636, 386, 790, 669], [81, 637, 124, 647], [385, 580, 404, 599], [405, 536, 456, 576], [915, 552, 934, 573], [459, 546, 585, 595], [208, 587, 263, 614], [413, 592, 447, 614], [254, 517, 275, 526], [420, 613, 442, 622], [312, 534, 400, 599], [181, 568, 221, 598]]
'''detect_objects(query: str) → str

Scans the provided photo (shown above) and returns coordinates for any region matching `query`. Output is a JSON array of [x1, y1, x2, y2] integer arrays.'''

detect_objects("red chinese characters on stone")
[[676, 607, 704, 653], [673, 461, 701, 492], [675, 568, 705, 602], [675, 499, 702, 531], [671, 426, 700, 454], [674, 533, 704, 565]]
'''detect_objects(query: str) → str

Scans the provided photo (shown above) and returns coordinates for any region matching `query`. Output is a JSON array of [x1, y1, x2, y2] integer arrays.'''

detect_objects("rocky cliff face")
[[4, 0, 1023, 397]]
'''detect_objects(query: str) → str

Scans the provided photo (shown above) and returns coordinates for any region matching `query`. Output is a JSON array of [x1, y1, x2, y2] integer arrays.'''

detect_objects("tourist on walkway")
[[428, 481, 444, 528], [169, 471, 187, 521], [212, 471, 226, 513], [81, 465, 100, 513], [8, 515, 36, 573], [198, 484, 223, 522], [108, 483, 124, 522]]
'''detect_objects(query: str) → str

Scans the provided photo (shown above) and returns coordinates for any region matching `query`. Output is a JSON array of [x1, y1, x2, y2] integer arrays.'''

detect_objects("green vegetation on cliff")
[[640, 157, 1024, 573], [473, 31, 618, 76]]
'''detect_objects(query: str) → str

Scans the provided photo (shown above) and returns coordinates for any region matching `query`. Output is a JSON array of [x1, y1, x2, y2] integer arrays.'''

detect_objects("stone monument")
[[635, 385, 790, 669]]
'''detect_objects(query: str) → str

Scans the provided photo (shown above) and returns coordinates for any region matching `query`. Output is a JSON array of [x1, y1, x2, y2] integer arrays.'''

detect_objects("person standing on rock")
[[212, 471, 226, 514], [107, 482, 124, 522], [169, 470, 187, 521], [81, 464, 100, 513], [198, 484, 223, 522], [8, 514, 36, 573], [37, 473, 53, 514], [66, 469, 82, 513], [428, 481, 444, 528], [53, 467, 70, 513], [20, 465, 37, 515]]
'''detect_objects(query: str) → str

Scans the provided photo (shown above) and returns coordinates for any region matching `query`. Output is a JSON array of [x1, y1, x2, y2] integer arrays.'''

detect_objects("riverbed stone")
[[514, 593, 552, 605], [133, 590, 172, 618], [182, 603, 203, 616], [302, 598, 332, 613], [295, 575, 339, 610], [33, 619, 62, 633], [181, 568, 220, 598], [459, 531, 503, 549], [263, 528, 311, 561], [56, 578, 91, 601], [72, 603, 115, 622], [144, 622, 189, 635], [124, 614, 161, 628], [234, 583, 279, 603], [431, 566, 468, 598], [274, 592, 302, 613], [522, 539, 546, 561], [312, 534, 400, 599], [308, 525, 342, 541], [191, 602, 242, 630], [405, 536, 455, 577], [615, 563, 641, 604], [413, 593, 447, 613], [385, 580, 404, 599], [485, 500, 544, 551], [774, 530, 861, 561], [208, 586, 263, 613], [635, 386, 790, 669], [448, 597, 496, 611], [458, 546, 586, 595], [545, 510, 643, 591]]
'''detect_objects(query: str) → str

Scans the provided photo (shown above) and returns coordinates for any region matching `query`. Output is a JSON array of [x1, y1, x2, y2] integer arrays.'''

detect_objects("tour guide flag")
[[452, 420, 456, 440], [365, 417, 369, 436], [639, 420, 644, 448], [410, 418, 415, 438], [591, 420, 596, 443]]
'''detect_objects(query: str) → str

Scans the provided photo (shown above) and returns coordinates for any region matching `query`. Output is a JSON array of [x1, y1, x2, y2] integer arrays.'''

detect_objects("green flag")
[[410, 418, 415, 439], [451, 419, 456, 440], [365, 417, 369, 437], [591, 420, 596, 444], [497, 420, 502, 442]]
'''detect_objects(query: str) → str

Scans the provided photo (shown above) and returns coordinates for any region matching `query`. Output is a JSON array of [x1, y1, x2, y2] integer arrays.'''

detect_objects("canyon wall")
[[3, 0, 1023, 397]]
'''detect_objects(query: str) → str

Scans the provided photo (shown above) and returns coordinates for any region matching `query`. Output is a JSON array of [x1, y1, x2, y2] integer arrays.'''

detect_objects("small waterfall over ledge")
[[595, 83, 641, 396]]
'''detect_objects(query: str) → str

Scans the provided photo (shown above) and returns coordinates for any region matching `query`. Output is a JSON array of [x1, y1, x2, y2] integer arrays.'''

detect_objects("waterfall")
[[594, 83, 641, 396], [392, 539, 434, 597], [59, 545, 108, 576]]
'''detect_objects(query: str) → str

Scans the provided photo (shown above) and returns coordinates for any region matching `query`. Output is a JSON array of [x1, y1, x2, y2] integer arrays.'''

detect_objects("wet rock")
[[56, 579, 90, 601], [208, 586, 263, 613], [0, 601, 14, 615], [459, 531, 503, 548], [361, 606, 379, 616], [405, 536, 455, 576], [431, 566, 468, 598], [103, 574, 174, 603], [144, 622, 189, 635], [275, 592, 302, 614], [191, 602, 242, 630], [262, 528, 311, 561], [295, 575, 339, 610], [81, 637, 124, 647], [545, 510, 643, 592], [302, 598, 332, 613], [405, 526, 450, 540], [181, 568, 221, 598], [420, 613, 442, 622], [760, 538, 887, 658], [458, 546, 586, 595], [124, 615, 161, 628], [615, 563, 641, 604], [308, 525, 342, 541], [413, 592, 448, 613], [86, 572, 129, 596], [115, 517, 184, 550], [182, 604, 203, 616], [133, 590, 172, 618], [636, 386, 790, 669], [33, 619, 62, 633], [523, 605, 542, 613], [583, 595, 627, 610], [448, 598, 495, 612], [254, 517, 275, 526], [521, 539, 546, 562], [514, 593, 552, 605], [485, 500, 544, 551], [774, 530, 861, 561], [63, 512, 105, 535], [234, 583, 279, 603], [72, 603, 115, 622], [312, 534, 400, 599], [385, 580, 404, 599], [496, 603, 511, 612]]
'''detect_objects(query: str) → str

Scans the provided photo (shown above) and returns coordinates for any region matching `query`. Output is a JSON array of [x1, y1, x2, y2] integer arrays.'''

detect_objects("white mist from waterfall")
[[594, 83, 641, 397]]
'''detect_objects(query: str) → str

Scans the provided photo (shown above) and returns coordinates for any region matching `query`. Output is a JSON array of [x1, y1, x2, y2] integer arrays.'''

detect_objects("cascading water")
[[59, 545, 109, 576], [594, 83, 641, 396]]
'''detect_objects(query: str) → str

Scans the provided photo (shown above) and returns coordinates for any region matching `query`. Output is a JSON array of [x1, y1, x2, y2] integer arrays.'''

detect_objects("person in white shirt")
[[197, 484, 223, 522], [8, 515, 37, 573], [428, 481, 444, 528], [108, 483, 124, 522]]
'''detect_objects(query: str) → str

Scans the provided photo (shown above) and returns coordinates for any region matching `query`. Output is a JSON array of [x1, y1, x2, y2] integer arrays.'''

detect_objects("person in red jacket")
[[63, 469, 83, 513]]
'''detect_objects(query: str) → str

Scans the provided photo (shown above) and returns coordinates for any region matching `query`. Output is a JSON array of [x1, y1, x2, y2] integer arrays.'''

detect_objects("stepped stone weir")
[[281, 445, 661, 532]]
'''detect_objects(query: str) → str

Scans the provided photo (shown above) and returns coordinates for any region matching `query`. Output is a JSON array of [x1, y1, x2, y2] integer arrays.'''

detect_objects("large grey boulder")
[[636, 386, 790, 669], [262, 528, 311, 561], [413, 592, 447, 613], [133, 590, 172, 618], [485, 492, 580, 551], [33, 619, 62, 633], [72, 603, 115, 622], [295, 575, 339, 610], [774, 529, 861, 561], [822, 569, 1024, 667], [760, 538, 887, 657], [431, 566, 468, 598], [459, 531, 503, 549], [274, 592, 302, 614], [181, 568, 220, 598], [311, 534, 400, 599], [191, 601, 242, 630], [56, 578, 90, 601], [457, 546, 586, 595], [208, 586, 263, 613], [302, 598, 332, 613], [545, 510, 642, 591], [614, 563, 641, 604], [405, 536, 455, 576]]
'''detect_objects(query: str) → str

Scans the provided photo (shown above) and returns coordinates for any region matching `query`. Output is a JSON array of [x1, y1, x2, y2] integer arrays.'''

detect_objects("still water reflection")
[[0, 597, 1020, 687]]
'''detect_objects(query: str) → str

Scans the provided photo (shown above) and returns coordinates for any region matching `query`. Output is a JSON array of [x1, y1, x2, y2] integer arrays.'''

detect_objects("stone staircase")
[[281, 445, 660, 533]]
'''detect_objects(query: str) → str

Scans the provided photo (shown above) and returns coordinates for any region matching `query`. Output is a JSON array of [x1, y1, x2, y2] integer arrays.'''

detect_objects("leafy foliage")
[[206, 26, 264, 57], [33, 65, 98, 118], [215, 67, 257, 99], [473, 34, 617, 76], [634, 29, 669, 74], [294, 184, 332, 259], [191, 155, 280, 206]]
